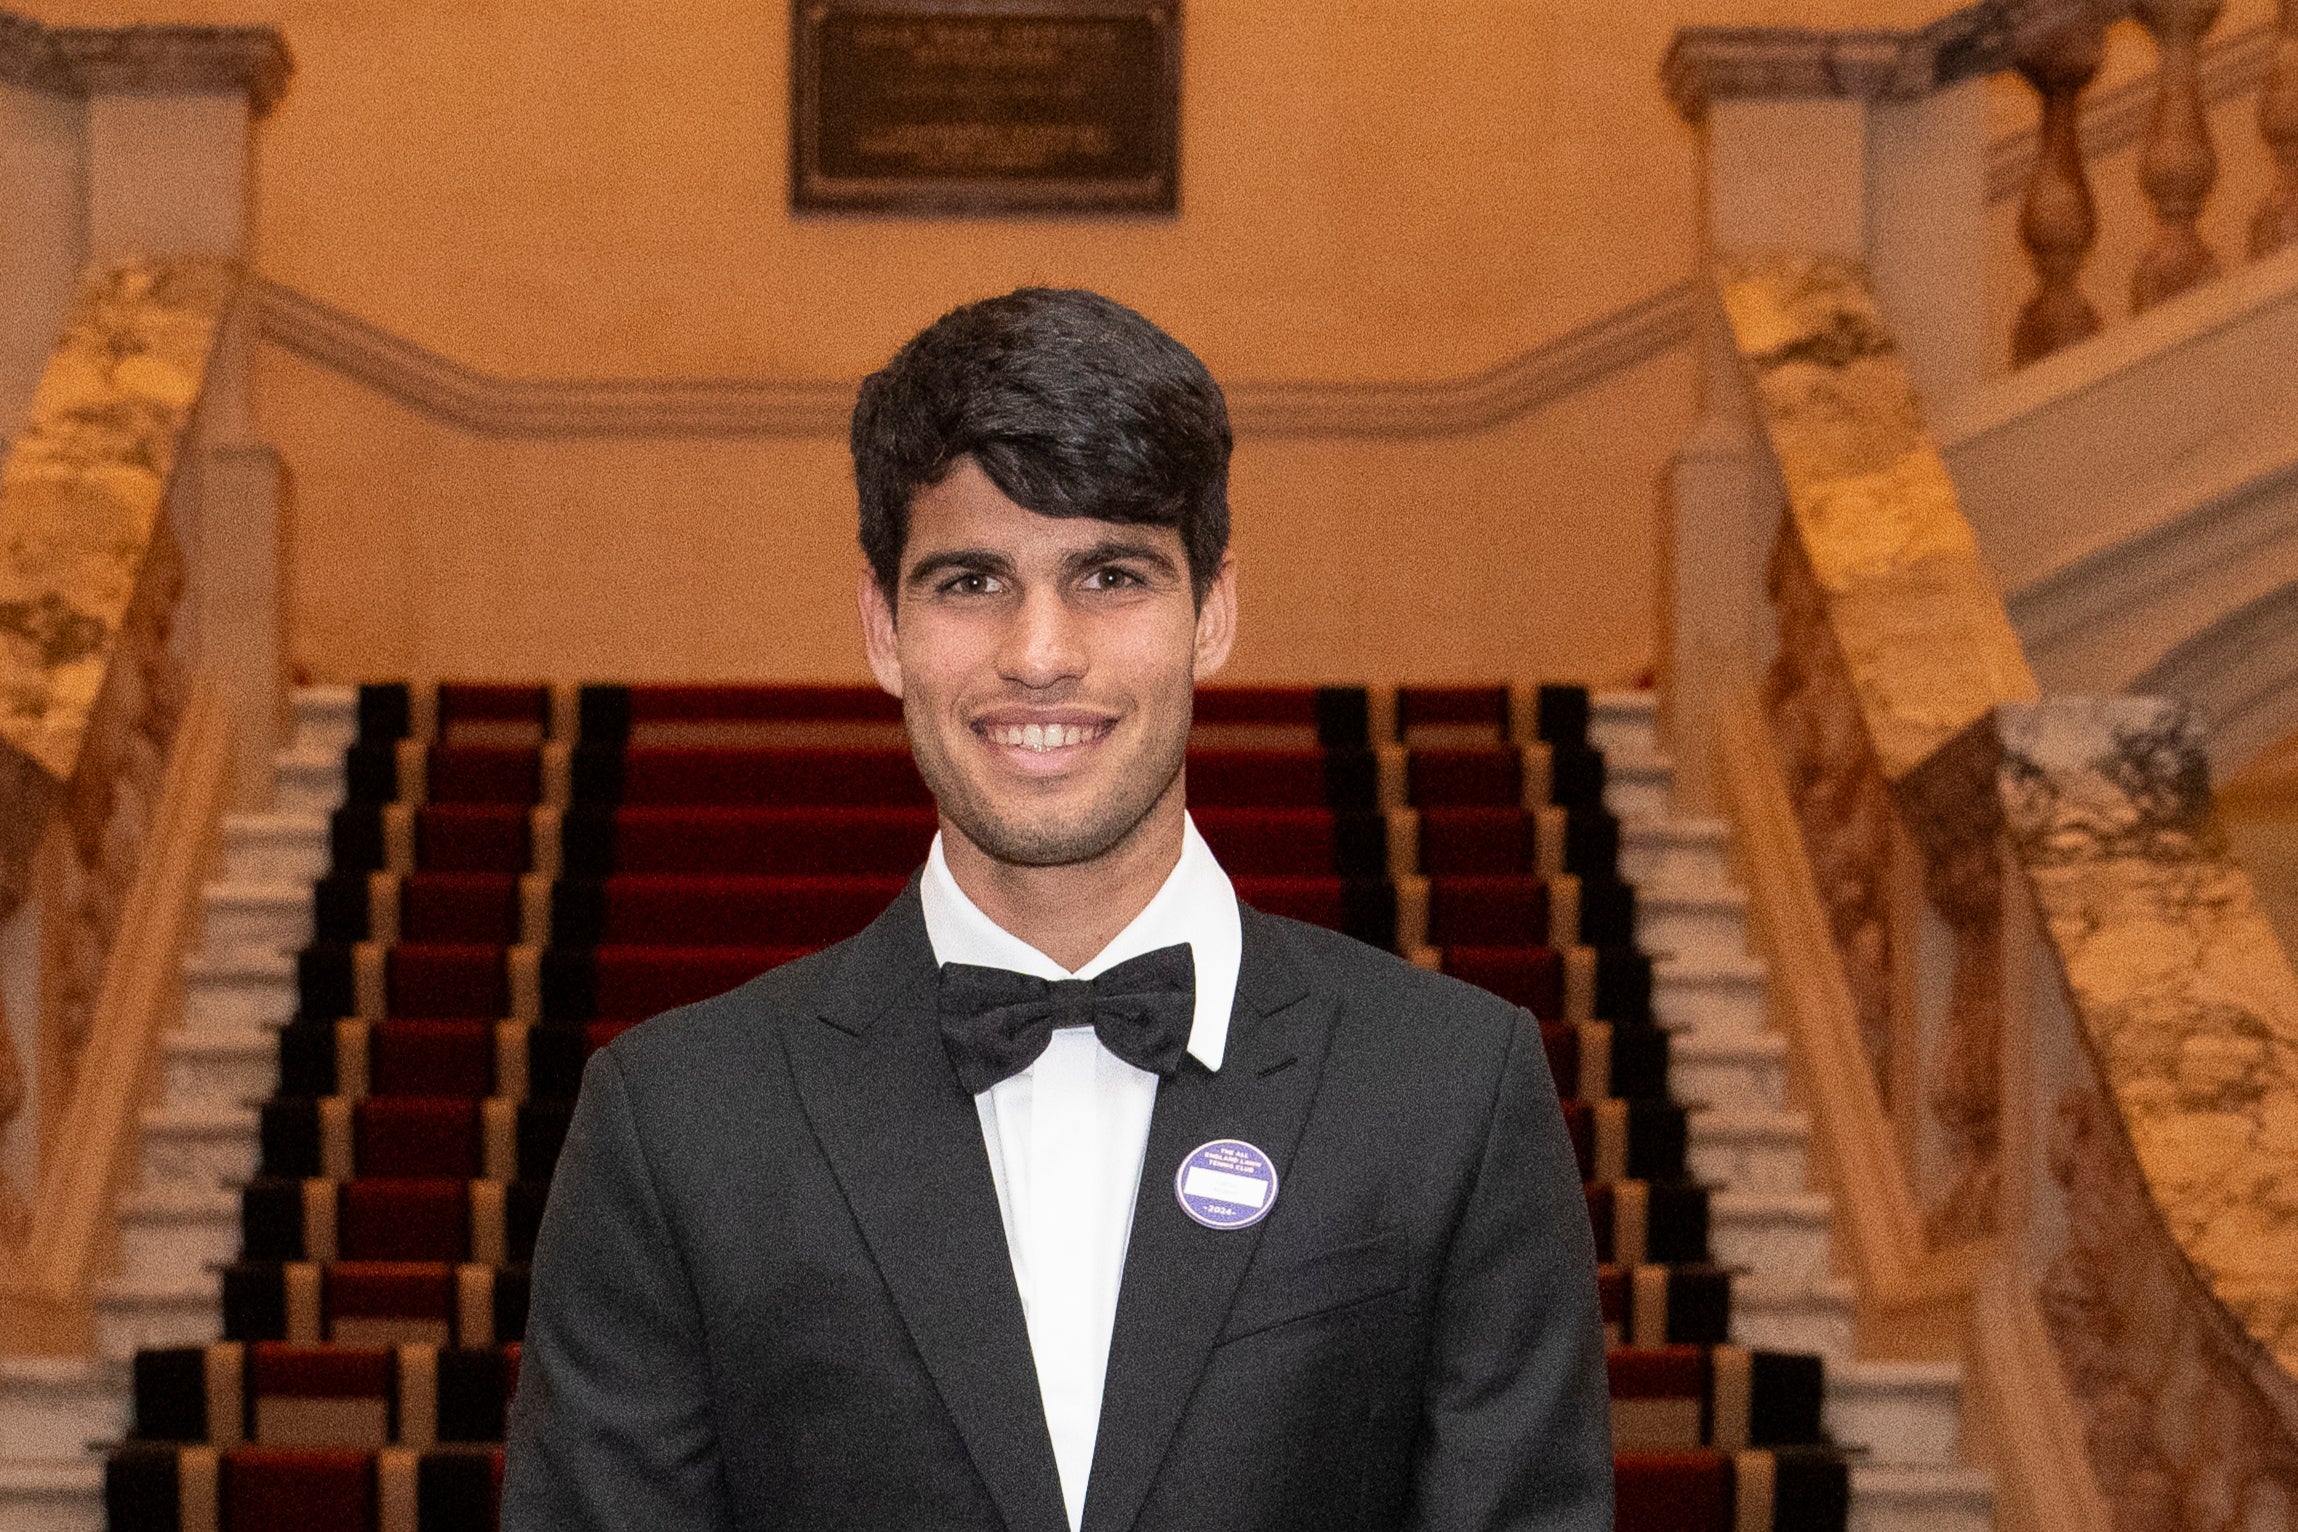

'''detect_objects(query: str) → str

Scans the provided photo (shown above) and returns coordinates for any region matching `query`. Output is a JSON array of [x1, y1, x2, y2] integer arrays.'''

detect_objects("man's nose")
[[998, 584, 1087, 689]]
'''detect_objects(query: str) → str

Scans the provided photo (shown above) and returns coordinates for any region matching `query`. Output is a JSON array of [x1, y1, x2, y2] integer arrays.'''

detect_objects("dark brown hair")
[[851, 287, 1232, 602]]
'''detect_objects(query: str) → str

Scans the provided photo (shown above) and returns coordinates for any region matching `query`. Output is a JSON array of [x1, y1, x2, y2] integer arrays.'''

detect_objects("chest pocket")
[[1216, 1226, 1409, 1345]]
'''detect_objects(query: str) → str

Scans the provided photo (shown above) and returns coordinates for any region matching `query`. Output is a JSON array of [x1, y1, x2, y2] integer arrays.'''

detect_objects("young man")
[[503, 289, 1612, 1531]]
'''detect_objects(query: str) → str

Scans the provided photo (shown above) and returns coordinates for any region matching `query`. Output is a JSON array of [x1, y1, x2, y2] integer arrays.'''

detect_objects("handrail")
[[0, 257, 243, 1322], [0, 679, 230, 1345], [1718, 691, 1971, 1313], [1999, 696, 2298, 1412], [1718, 253, 2036, 1253]]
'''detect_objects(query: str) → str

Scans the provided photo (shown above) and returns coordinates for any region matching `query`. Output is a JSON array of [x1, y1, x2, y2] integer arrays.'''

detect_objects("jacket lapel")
[[781, 887, 1070, 1532], [1079, 909, 1338, 1532]]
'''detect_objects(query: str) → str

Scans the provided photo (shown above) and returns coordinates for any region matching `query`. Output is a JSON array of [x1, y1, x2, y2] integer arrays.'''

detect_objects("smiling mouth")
[[977, 719, 1115, 752]]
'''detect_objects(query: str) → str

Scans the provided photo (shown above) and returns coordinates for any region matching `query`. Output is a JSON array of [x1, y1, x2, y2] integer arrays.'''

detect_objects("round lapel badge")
[[1175, 1138, 1279, 1230]]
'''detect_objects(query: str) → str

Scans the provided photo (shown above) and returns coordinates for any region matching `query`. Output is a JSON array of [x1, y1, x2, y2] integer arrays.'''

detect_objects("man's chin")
[[946, 795, 1161, 870]]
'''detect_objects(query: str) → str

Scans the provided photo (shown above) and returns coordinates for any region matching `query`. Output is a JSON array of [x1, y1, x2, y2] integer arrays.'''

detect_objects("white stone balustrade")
[[0, 0, 291, 1358]]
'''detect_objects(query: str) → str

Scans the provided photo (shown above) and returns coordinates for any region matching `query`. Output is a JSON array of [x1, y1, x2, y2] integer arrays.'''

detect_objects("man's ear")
[[1192, 553, 1238, 680], [858, 564, 904, 699]]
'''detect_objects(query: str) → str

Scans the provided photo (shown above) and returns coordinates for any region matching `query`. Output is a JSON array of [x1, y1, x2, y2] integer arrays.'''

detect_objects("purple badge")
[[1175, 1139, 1279, 1230]]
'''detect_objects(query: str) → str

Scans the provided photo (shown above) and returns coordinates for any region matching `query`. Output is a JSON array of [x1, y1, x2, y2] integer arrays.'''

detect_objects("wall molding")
[[250, 17, 2268, 445], [2133, 577, 2298, 777], [253, 276, 1704, 443], [255, 279, 862, 441]]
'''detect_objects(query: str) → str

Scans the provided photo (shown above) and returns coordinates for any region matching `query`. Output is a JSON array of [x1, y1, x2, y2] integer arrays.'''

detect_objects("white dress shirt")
[[918, 815, 1242, 1532]]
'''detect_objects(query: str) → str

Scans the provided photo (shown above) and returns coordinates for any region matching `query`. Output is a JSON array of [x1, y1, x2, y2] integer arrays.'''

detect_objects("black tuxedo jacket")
[[501, 886, 1611, 1532]]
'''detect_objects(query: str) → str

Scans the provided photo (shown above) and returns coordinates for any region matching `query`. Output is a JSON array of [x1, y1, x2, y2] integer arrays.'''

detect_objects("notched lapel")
[[782, 892, 1069, 1532], [1080, 912, 1335, 1532]]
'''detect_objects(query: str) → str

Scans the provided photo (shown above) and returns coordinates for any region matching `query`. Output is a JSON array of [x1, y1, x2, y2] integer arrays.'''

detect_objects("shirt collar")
[[918, 813, 1242, 1073]]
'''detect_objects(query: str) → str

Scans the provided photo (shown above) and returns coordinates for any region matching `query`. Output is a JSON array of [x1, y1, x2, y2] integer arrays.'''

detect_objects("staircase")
[[0, 692, 348, 1532], [1597, 695, 1994, 1531], [0, 682, 1995, 1531]]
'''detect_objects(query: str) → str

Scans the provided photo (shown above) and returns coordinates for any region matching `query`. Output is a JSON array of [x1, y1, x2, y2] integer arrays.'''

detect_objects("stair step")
[[0, 1459, 104, 1532], [289, 684, 359, 758], [1686, 1108, 1809, 1195], [158, 1028, 278, 1116], [1828, 1360, 1966, 1468], [1849, 1463, 1993, 1532], [118, 1189, 242, 1287], [182, 950, 297, 1034], [1709, 1190, 1834, 1291], [1636, 885, 1753, 966], [1619, 816, 1734, 897], [1653, 954, 1769, 1044], [136, 1106, 261, 1200], [94, 1274, 221, 1358], [1729, 1276, 1859, 1364], [220, 813, 330, 887], [1589, 689, 1660, 760], [1602, 745, 1675, 825], [271, 749, 347, 816], [1669, 1031, 1789, 1114], [200, 882, 315, 957], [0, 1359, 126, 1462]]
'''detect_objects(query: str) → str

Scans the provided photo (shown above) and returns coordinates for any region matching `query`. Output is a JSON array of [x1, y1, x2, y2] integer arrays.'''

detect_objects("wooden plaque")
[[792, 0, 1179, 214]]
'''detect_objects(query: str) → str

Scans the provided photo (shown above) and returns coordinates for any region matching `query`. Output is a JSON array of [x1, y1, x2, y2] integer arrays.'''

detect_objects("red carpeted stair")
[[104, 679, 1851, 1532]]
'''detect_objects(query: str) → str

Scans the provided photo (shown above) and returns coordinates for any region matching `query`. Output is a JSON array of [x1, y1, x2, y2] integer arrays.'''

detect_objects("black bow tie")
[[937, 943, 1197, 1095]]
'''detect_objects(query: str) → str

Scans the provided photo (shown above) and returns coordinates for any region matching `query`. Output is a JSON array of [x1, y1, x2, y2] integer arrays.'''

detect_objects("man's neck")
[[940, 790, 1189, 971]]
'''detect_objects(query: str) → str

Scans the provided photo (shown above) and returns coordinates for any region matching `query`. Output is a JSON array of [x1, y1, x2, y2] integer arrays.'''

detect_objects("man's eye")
[[1087, 567, 1143, 590], [941, 573, 1000, 595]]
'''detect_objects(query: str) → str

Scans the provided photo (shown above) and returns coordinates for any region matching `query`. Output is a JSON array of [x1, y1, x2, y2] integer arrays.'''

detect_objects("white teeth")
[[987, 722, 1099, 751]]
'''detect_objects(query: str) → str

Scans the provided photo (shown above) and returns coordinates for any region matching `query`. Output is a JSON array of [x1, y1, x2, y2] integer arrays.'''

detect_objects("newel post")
[[1660, 31, 1992, 811], [78, 32, 292, 811], [1667, 93, 1868, 814], [1865, 80, 1990, 404]]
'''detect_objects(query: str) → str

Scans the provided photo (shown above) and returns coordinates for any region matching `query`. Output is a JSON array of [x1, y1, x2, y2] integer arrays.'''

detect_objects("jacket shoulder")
[[596, 938, 849, 1085], [1251, 911, 1552, 1149], [1249, 908, 1529, 1040]]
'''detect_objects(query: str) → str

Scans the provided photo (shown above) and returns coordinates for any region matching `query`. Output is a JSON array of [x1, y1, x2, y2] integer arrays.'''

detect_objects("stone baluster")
[[2254, 0, 2298, 255], [2013, 15, 2109, 364], [2131, 0, 2226, 309]]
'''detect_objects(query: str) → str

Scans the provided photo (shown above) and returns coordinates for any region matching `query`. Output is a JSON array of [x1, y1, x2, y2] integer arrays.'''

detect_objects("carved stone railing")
[[2000, 697, 2298, 1529], [1716, 254, 2040, 1254], [1670, 0, 2298, 370], [1673, 4, 2298, 1523], [1691, 255, 2298, 1530], [0, 7, 288, 1337], [0, 257, 236, 1255]]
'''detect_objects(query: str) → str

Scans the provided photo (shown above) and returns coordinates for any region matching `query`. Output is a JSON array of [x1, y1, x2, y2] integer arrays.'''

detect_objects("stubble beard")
[[909, 699, 1192, 869]]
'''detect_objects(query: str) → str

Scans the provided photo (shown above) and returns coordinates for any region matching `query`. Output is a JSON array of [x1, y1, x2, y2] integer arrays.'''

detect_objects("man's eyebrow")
[[904, 548, 1015, 587], [1063, 539, 1182, 579]]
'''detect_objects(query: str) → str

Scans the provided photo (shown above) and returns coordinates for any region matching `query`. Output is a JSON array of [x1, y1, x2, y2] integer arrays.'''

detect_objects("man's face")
[[860, 456, 1236, 868]]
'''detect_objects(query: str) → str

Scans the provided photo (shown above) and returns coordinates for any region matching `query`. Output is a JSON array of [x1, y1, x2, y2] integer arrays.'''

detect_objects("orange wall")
[[260, 343, 1695, 686], [48, 0, 1941, 685]]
